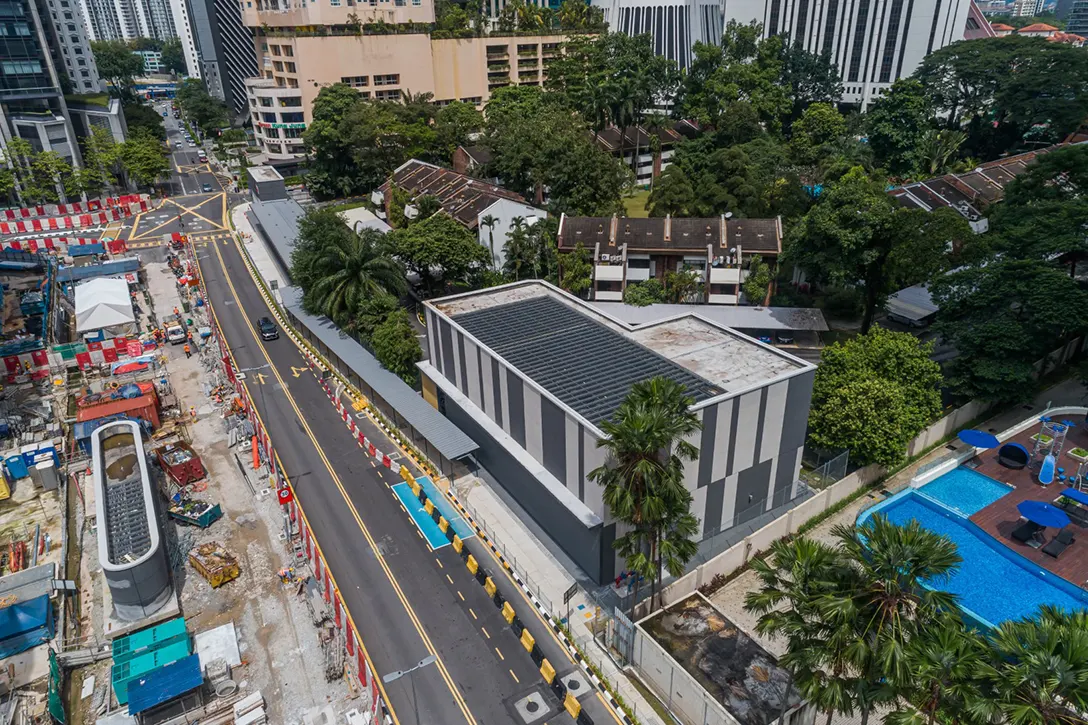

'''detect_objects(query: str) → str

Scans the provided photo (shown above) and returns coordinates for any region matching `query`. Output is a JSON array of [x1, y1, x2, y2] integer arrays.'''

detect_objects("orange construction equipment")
[[252, 436, 259, 469]]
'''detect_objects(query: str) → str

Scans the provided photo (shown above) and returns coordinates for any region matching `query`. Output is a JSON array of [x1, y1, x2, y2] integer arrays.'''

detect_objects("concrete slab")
[[193, 621, 241, 671]]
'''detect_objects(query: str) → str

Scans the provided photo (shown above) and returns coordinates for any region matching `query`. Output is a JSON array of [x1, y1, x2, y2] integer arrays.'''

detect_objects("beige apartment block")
[[242, 1, 565, 165]]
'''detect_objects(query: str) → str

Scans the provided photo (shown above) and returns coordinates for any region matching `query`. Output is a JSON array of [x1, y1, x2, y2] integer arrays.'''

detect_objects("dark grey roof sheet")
[[452, 296, 722, 425], [589, 302, 829, 331], [281, 286, 478, 461], [247, 199, 305, 279]]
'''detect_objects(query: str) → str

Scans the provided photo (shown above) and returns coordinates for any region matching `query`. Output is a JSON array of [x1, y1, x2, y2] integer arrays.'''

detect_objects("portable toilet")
[[36, 441, 58, 466], [5, 454, 28, 480], [36, 460, 58, 491], [20, 443, 38, 467]]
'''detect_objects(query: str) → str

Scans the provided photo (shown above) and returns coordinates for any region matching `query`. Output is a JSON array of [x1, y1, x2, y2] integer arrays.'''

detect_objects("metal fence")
[[799, 449, 849, 490]]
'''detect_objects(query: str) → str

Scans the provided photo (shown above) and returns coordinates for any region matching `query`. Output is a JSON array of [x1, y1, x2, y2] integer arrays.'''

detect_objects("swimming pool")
[[917, 467, 1013, 516], [859, 491, 1088, 628]]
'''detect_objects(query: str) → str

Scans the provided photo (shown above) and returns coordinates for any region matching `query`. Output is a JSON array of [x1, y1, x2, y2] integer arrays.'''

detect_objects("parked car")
[[775, 332, 795, 345], [257, 317, 278, 341], [202, 183, 213, 192]]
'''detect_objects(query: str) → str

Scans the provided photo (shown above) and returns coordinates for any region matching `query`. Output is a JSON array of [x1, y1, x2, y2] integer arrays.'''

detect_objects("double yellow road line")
[[203, 240, 478, 725]]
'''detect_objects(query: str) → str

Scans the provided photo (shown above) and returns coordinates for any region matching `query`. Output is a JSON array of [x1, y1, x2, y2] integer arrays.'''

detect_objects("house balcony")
[[709, 266, 745, 285], [595, 264, 624, 282], [707, 293, 739, 305], [594, 289, 623, 301], [626, 266, 650, 282]]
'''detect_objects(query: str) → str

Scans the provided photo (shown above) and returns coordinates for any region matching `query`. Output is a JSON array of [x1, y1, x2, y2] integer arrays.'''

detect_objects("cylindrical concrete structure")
[[92, 420, 172, 621]]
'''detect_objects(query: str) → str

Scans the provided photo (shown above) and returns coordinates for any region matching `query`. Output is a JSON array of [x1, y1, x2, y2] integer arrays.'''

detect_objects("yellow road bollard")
[[540, 659, 556, 684], [438, 517, 449, 533], [563, 692, 581, 718], [466, 554, 478, 576], [484, 577, 497, 598], [502, 601, 515, 623], [452, 535, 463, 553], [400, 465, 410, 481], [520, 629, 534, 653], [424, 499, 435, 516]]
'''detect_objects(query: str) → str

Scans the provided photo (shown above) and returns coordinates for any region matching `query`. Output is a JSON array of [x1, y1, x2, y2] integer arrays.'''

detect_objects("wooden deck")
[[968, 415, 1088, 588]]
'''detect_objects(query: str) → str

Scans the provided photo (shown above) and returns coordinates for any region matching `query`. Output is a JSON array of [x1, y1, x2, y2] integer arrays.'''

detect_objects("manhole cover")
[[563, 672, 590, 697], [513, 692, 548, 724]]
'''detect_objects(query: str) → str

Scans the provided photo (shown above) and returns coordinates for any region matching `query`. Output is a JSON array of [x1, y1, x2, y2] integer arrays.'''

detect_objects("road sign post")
[[563, 583, 578, 626]]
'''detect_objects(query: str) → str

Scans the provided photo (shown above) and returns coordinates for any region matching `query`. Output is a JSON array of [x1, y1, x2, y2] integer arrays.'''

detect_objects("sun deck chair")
[[1012, 520, 1044, 544], [1043, 528, 1076, 558]]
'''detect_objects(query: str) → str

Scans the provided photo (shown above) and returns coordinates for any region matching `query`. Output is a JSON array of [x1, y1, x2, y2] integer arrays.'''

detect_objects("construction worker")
[[183, 343, 191, 358]]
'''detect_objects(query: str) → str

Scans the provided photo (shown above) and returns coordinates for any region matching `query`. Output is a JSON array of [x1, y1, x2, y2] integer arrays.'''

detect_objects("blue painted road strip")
[[391, 478, 476, 550]]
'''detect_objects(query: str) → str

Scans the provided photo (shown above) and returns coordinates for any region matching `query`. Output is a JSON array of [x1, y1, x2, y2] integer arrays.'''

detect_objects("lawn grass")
[[625, 671, 678, 724], [328, 199, 371, 213], [65, 93, 110, 107], [623, 188, 651, 218]]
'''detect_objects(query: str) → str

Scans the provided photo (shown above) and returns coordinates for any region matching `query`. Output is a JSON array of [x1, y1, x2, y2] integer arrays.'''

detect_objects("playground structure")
[[1030, 416, 1078, 486]]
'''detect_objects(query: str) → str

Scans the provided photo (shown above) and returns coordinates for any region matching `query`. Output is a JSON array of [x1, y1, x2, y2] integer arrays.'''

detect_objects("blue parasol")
[[958, 429, 1001, 449], [1017, 500, 1071, 529]]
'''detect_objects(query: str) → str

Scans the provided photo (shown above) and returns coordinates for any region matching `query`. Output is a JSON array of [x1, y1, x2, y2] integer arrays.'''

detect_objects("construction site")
[[0, 195, 364, 725]]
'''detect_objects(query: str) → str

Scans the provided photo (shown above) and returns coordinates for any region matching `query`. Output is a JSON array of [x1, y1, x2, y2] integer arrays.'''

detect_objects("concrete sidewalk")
[[230, 202, 287, 302]]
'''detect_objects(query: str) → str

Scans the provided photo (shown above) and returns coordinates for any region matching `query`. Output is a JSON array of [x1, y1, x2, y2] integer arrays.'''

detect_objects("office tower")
[[1011, 0, 1044, 14], [1068, 0, 1088, 30], [167, 0, 201, 78], [0, 0, 82, 162], [78, 0, 176, 41], [33, 0, 104, 93], [189, 0, 258, 118], [722, 0, 970, 108], [592, 0, 723, 69]]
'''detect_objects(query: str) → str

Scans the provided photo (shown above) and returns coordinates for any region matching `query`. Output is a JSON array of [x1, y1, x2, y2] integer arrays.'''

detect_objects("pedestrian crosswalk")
[[191, 232, 235, 247]]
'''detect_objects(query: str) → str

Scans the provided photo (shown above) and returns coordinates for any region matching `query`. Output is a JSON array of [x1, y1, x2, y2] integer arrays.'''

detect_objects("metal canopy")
[[453, 296, 721, 425]]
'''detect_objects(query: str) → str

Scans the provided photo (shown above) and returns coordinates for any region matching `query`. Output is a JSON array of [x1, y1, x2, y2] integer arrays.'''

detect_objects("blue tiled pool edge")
[[858, 489, 1088, 629]]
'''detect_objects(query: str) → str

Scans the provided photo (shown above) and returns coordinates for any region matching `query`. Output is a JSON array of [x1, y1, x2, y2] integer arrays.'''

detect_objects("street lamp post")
[[382, 655, 436, 725]]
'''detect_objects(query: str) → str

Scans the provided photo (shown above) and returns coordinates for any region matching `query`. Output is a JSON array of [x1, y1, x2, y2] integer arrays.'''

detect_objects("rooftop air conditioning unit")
[[600, 253, 610, 262]]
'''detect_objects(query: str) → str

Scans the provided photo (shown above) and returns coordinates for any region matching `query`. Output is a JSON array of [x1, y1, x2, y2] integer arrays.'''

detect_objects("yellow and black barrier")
[[452, 535, 463, 554], [466, 554, 479, 576], [540, 659, 556, 684], [438, 516, 450, 534], [501, 601, 515, 624], [484, 576, 497, 598]]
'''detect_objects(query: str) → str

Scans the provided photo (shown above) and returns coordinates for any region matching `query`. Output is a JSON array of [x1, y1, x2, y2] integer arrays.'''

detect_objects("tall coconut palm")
[[974, 605, 1088, 725], [591, 377, 701, 614], [481, 213, 498, 270], [309, 227, 406, 324]]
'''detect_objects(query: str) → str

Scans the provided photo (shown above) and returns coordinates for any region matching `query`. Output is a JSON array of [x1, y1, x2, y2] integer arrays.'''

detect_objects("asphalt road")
[[197, 235, 617, 725]]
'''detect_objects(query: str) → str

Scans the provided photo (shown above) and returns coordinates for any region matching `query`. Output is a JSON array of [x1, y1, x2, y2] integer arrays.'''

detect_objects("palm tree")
[[591, 377, 701, 614], [974, 605, 1088, 725], [481, 213, 498, 270], [917, 129, 966, 177], [642, 111, 671, 187], [886, 616, 986, 725], [309, 227, 406, 324]]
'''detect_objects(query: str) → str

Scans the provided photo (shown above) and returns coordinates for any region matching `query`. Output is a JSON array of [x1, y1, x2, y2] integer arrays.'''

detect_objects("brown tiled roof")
[[593, 125, 683, 154], [990, 22, 1014, 30], [556, 215, 782, 254], [382, 160, 526, 229], [1017, 22, 1058, 32], [888, 146, 1057, 220]]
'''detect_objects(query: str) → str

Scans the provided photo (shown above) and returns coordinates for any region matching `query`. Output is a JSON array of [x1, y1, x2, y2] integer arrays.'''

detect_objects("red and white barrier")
[[0, 199, 152, 235], [0, 194, 148, 222]]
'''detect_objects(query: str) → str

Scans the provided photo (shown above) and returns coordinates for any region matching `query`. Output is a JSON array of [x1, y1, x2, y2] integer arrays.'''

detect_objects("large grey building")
[[189, 0, 257, 118], [420, 281, 816, 585]]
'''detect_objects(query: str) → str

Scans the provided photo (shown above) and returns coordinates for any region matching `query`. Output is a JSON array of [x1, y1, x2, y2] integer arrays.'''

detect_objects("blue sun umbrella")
[[1017, 500, 1071, 529], [957, 429, 1001, 449]]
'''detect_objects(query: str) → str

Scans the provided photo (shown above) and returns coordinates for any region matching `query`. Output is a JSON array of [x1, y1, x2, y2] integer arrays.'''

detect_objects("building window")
[[264, 127, 280, 138], [76, 57, 85, 65], [66, 22, 75, 29], [272, 60, 283, 71], [459, 96, 482, 105], [278, 96, 302, 106], [270, 44, 281, 55], [374, 88, 399, 100], [287, 77, 298, 87], [283, 45, 293, 56], [373, 73, 399, 86], [281, 111, 304, 122], [340, 75, 368, 87], [284, 62, 295, 73], [2, 60, 42, 74], [259, 96, 273, 106]]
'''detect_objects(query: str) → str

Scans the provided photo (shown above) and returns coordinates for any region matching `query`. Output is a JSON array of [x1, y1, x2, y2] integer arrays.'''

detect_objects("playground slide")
[[1039, 454, 1056, 486]]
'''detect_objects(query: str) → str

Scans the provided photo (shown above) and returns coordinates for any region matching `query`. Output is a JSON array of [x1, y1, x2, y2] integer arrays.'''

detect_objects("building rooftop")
[[593, 124, 684, 154], [246, 198, 305, 278], [1018, 22, 1058, 31], [641, 593, 804, 725], [248, 165, 284, 183], [558, 215, 783, 256], [382, 159, 528, 229], [590, 302, 829, 331], [432, 282, 808, 428]]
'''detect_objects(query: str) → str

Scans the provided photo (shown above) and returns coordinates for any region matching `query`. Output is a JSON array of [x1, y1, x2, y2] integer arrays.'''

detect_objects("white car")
[[188, 141, 196, 147]]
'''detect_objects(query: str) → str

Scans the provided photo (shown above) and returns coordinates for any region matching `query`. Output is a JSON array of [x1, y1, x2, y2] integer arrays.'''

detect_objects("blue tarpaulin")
[[0, 594, 53, 659], [958, 429, 1001, 449], [127, 654, 203, 715], [68, 243, 105, 257], [1061, 488, 1088, 506]]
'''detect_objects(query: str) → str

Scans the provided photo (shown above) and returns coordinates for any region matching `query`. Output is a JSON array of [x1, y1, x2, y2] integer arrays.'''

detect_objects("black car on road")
[[257, 317, 279, 341]]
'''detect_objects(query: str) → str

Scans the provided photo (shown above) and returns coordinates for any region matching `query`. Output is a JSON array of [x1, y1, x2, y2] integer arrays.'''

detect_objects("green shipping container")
[[111, 617, 188, 665], [111, 640, 191, 705]]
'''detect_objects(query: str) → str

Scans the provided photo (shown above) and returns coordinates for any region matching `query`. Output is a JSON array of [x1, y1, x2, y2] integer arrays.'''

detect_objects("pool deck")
[[968, 414, 1088, 589]]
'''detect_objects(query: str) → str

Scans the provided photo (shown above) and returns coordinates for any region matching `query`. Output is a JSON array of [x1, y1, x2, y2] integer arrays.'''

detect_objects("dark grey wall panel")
[[506, 368, 525, 447], [773, 449, 797, 507], [491, 362, 504, 428], [726, 397, 741, 476], [439, 320, 455, 381], [456, 331, 469, 395], [441, 393, 607, 583], [753, 388, 768, 462], [427, 310, 440, 365], [540, 396, 567, 484], [734, 459, 772, 526], [697, 403, 717, 488], [704, 477, 725, 534], [783, 371, 815, 453]]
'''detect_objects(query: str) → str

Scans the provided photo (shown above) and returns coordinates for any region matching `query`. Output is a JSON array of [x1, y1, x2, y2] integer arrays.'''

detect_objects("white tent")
[[75, 277, 135, 335]]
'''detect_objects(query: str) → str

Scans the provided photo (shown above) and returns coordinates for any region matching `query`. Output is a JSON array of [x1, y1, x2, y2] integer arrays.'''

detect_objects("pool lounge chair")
[[1012, 520, 1045, 544], [998, 442, 1030, 470], [1043, 529, 1076, 558]]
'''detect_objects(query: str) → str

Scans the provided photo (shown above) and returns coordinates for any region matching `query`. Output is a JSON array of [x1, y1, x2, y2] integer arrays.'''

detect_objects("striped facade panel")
[[522, 384, 543, 462], [463, 336, 482, 405]]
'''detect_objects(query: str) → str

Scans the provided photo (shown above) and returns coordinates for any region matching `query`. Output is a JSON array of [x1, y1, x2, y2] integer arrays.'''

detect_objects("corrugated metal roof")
[[589, 302, 829, 331], [281, 286, 478, 461], [247, 199, 306, 280], [126, 654, 203, 715]]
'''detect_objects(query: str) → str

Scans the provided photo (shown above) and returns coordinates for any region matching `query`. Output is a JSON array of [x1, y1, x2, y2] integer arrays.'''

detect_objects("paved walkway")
[[707, 376, 1087, 725], [229, 202, 287, 304]]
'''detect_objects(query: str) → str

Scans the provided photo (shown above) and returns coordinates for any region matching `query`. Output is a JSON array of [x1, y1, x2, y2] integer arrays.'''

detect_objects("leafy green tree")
[[865, 79, 932, 176], [809, 327, 942, 466], [175, 79, 228, 133], [92, 40, 145, 97], [160, 37, 187, 74], [123, 101, 166, 140], [789, 102, 847, 168], [648, 165, 695, 217], [81, 126, 122, 194], [976, 606, 1088, 725], [786, 167, 973, 332], [559, 242, 593, 298], [778, 43, 843, 125], [480, 214, 498, 269], [371, 308, 422, 384], [989, 144, 1088, 267], [435, 102, 482, 160], [352, 292, 400, 341], [915, 36, 1088, 158], [304, 83, 366, 197], [0, 168, 15, 205], [623, 279, 665, 306], [590, 378, 701, 612], [916, 129, 966, 177], [307, 227, 406, 325], [742, 256, 773, 305], [119, 130, 170, 189], [30, 151, 72, 203], [931, 259, 1088, 401], [662, 269, 701, 303], [386, 213, 490, 296]]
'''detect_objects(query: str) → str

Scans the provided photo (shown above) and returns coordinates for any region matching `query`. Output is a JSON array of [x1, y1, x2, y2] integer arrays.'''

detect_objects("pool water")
[[918, 467, 1012, 516], [863, 492, 1088, 627]]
